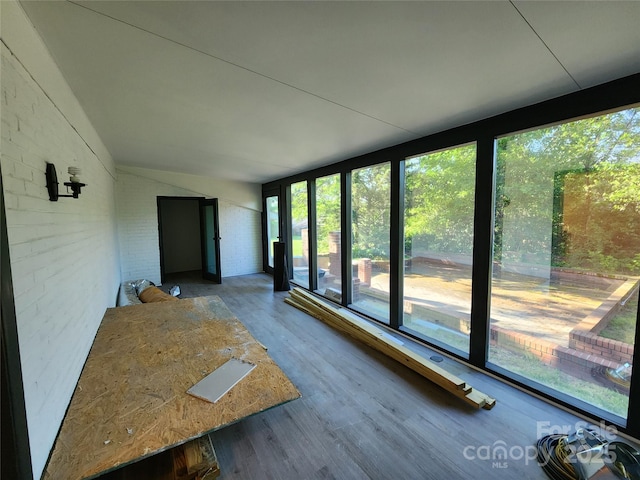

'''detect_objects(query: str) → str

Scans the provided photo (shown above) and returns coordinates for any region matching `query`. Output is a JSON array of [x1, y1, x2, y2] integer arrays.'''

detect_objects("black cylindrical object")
[[273, 242, 291, 291]]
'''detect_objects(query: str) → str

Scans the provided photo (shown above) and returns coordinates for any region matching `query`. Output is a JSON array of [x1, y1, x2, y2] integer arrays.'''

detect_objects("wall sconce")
[[46, 163, 86, 201]]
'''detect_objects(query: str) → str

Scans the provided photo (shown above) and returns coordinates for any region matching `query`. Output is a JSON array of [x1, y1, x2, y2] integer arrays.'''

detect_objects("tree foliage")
[[497, 107, 640, 275], [405, 144, 476, 257], [352, 163, 391, 259], [315, 174, 341, 254], [288, 107, 640, 275]]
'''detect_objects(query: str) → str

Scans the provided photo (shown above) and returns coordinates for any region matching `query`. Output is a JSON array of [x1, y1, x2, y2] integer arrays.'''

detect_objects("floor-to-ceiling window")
[[351, 163, 391, 322], [402, 144, 477, 355], [262, 77, 640, 434], [315, 174, 342, 300], [488, 106, 640, 421], [290, 180, 309, 287]]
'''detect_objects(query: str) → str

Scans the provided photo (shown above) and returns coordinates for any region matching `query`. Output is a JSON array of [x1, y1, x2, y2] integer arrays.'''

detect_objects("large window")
[[263, 77, 640, 434], [290, 181, 309, 287], [403, 144, 477, 355], [489, 107, 640, 420], [351, 163, 391, 322], [315, 174, 342, 300]]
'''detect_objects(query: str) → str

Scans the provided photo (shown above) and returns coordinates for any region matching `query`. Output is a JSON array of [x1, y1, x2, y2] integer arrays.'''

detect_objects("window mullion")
[[308, 180, 318, 291], [469, 137, 495, 368], [390, 160, 404, 330], [341, 171, 352, 306]]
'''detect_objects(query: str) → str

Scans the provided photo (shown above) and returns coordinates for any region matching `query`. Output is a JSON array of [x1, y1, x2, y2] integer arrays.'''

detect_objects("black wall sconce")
[[46, 163, 86, 201]]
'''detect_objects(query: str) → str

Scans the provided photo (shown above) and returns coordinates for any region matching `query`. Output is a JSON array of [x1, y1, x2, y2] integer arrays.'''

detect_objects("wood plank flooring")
[[150, 272, 591, 479]]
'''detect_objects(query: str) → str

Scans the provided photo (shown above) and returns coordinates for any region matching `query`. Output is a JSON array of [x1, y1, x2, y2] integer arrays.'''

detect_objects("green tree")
[[315, 174, 341, 254], [290, 181, 308, 227], [496, 107, 640, 274], [352, 163, 391, 259], [404, 144, 476, 257]]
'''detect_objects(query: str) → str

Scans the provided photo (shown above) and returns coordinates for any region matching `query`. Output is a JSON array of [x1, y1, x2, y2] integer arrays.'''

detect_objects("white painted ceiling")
[[20, 1, 640, 184]]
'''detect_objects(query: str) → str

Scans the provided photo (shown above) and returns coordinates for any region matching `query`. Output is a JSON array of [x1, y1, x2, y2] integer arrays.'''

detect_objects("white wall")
[[118, 165, 261, 211], [1, 2, 120, 477], [117, 169, 262, 284]]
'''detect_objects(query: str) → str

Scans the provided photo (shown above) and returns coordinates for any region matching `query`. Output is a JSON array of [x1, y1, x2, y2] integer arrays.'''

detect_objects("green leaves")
[[352, 163, 391, 260], [404, 144, 476, 256], [498, 106, 640, 275]]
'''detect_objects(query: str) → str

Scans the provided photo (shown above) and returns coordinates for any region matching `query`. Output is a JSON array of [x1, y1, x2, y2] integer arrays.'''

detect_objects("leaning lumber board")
[[465, 388, 496, 410], [287, 294, 470, 397], [289, 289, 467, 392], [287, 294, 493, 409], [316, 298, 497, 410], [287, 288, 495, 410], [307, 294, 496, 410]]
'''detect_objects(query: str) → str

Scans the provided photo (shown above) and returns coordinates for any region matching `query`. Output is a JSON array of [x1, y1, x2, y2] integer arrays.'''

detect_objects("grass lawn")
[[292, 235, 303, 257], [489, 347, 629, 418], [405, 322, 629, 418], [599, 292, 638, 345]]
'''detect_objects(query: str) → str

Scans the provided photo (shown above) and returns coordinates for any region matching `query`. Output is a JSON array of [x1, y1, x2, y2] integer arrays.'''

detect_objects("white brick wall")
[[118, 165, 261, 212], [1, 5, 120, 477], [219, 202, 263, 276], [116, 169, 262, 284]]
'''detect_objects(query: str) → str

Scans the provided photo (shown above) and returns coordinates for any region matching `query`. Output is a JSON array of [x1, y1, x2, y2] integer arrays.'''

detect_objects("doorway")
[[157, 197, 221, 284]]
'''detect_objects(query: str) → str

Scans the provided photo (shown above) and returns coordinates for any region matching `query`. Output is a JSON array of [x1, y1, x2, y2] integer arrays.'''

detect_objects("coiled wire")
[[536, 434, 578, 480], [536, 434, 640, 480]]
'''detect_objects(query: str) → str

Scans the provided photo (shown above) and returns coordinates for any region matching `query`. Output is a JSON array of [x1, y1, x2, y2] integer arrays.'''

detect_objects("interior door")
[[200, 198, 222, 283], [262, 191, 281, 274]]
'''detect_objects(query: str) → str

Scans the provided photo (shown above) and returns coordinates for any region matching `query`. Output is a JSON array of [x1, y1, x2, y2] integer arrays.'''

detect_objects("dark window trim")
[[341, 171, 352, 306], [307, 180, 318, 292], [469, 137, 495, 367], [390, 160, 404, 330]]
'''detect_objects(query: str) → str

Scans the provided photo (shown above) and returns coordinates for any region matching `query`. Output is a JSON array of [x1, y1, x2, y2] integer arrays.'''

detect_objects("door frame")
[[1, 173, 34, 480], [199, 198, 222, 284], [262, 187, 283, 275], [157, 196, 208, 284]]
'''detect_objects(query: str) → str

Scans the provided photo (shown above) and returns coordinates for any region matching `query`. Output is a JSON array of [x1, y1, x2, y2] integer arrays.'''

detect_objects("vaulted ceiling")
[[20, 1, 640, 184]]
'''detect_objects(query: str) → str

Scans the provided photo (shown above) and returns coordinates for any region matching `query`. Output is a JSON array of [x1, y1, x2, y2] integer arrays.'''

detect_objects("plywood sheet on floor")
[[43, 296, 300, 480]]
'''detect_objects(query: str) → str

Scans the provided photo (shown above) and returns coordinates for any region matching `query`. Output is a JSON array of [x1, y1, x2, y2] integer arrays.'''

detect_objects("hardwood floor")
[[157, 271, 587, 479]]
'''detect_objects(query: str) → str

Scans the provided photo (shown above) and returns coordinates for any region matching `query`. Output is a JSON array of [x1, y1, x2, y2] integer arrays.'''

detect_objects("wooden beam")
[[286, 288, 495, 410]]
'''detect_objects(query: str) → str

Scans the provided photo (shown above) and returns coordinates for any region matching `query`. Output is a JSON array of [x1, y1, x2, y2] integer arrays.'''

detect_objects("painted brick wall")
[[116, 169, 262, 284], [218, 201, 263, 277], [1, 6, 120, 477]]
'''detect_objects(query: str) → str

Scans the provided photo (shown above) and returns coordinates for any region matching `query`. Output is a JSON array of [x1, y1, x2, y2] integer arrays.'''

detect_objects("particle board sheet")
[[43, 296, 300, 480]]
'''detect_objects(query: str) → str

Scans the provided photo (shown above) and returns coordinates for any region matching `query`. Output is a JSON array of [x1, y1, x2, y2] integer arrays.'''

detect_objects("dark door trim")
[[157, 196, 205, 284], [199, 198, 222, 284], [261, 187, 282, 275], [1, 173, 34, 480]]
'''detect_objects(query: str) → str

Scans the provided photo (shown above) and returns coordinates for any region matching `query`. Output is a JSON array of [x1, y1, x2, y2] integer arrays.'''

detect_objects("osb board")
[[43, 296, 300, 480]]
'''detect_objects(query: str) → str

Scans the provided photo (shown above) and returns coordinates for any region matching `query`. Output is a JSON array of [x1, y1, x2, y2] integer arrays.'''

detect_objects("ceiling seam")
[[1, 38, 117, 182], [509, 1, 582, 90], [66, 0, 420, 137]]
